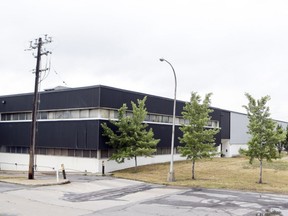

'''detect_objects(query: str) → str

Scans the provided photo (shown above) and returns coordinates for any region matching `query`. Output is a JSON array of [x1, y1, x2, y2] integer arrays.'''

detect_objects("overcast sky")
[[1, 0, 288, 121]]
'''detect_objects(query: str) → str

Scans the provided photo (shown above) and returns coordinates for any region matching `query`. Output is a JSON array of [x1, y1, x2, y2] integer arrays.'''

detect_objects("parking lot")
[[0, 174, 288, 216]]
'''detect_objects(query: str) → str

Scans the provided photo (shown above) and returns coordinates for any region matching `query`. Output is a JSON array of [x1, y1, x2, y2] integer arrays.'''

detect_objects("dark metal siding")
[[210, 108, 230, 140], [98, 121, 222, 150], [0, 95, 34, 113], [0, 87, 100, 112], [0, 120, 99, 150], [39, 87, 100, 110], [99, 86, 185, 116], [98, 120, 183, 150], [220, 110, 230, 139], [37, 121, 99, 149], [0, 119, 223, 151], [149, 124, 183, 148], [0, 122, 30, 147]]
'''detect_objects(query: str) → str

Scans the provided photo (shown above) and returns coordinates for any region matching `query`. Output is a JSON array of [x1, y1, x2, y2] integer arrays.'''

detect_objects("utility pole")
[[27, 35, 52, 179]]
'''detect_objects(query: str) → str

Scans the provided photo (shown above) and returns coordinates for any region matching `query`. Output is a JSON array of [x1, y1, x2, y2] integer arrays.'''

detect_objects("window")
[[62, 111, 71, 119], [16, 147, 22, 154], [91, 150, 97, 158], [99, 109, 108, 118], [155, 115, 162, 122], [37, 148, 46, 155], [109, 110, 117, 119], [47, 148, 55, 155], [206, 120, 219, 128], [75, 150, 83, 157], [26, 113, 32, 120], [83, 150, 90, 158], [101, 150, 108, 158], [53, 111, 71, 119], [48, 112, 54, 119], [174, 117, 180, 124], [39, 112, 48, 119], [126, 111, 133, 118], [0, 108, 198, 125], [156, 148, 162, 155], [163, 116, 169, 123], [179, 118, 185, 124], [150, 115, 156, 122], [68, 149, 75, 156], [61, 149, 68, 156], [22, 147, 28, 153], [207, 120, 213, 127], [12, 114, 18, 120], [1, 114, 7, 121], [89, 109, 99, 118], [55, 111, 64, 119], [70, 110, 80, 118], [145, 114, 150, 121], [7, 114, 12, 120], [19, 113, 26, 120], [212, 120, 219, 128], [156, 148, 171, 155], [80, 110, 89, 118], [108, 149, 115, 157], [10, 147, 16, 153], [54, 149, 61, 156], [113, 110, 119, 119]]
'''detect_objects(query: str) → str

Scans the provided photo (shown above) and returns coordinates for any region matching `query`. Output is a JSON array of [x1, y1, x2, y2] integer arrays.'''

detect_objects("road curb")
[[0, 178, 70, 186]]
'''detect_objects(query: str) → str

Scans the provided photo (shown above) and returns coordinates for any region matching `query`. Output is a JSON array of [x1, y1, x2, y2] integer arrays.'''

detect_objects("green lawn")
[[113, 156, 288, 194]]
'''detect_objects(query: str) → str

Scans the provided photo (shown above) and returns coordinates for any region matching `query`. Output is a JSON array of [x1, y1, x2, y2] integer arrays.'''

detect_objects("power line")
[[40, 53, 68, 86], [53, 67, 68, 86]]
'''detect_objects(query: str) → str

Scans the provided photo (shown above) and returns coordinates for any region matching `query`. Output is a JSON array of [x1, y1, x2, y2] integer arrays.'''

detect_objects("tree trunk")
[[192, 160, 195, 180], [259, 160, 263, 184], [134, 156, 138, 172]]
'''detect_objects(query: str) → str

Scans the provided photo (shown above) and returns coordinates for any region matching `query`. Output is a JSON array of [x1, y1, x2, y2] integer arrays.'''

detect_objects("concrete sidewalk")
[[0, 170, 70, 186]]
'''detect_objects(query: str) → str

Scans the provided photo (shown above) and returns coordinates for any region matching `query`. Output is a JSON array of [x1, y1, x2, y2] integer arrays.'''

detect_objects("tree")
[[275, 125, 286, 156], [240, 93, 280, 184], [101, 97, 160, 171], [178, 92, 220, 180], [283, 125, 288, 153]]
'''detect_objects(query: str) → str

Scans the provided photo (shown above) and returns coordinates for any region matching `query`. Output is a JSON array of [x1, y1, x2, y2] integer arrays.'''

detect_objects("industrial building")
[[0, 85, 286, 173]]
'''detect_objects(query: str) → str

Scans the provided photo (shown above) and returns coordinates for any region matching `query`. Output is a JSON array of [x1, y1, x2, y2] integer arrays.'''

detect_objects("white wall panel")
[[0, 153, 185, 173], [230, 112, 250, 145]]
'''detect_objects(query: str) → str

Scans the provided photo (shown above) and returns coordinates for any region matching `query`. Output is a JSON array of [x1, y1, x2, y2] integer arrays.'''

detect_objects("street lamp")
[[159, 58, 177, 182]]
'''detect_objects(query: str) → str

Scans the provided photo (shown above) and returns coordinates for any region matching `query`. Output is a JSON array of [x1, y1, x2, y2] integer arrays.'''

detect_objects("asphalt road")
[[0, 174, 288, 216]]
